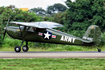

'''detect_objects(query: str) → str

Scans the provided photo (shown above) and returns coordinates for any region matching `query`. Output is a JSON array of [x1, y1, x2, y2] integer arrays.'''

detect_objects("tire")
[[15, 46, 21, 53], [98, 49, 101, 52], [22, 45, 29, 52]]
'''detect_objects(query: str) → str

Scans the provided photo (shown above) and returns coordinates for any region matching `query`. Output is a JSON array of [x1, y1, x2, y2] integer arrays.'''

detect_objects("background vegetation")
[[0, 0, 105, 51]]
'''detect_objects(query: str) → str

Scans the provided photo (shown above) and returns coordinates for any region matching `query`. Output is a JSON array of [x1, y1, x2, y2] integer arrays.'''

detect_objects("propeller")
[[3, 18, 10, 40]]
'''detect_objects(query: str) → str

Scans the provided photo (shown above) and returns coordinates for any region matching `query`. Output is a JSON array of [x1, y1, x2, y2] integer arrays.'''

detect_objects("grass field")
[[0, 45, 104, 52], [0, 58, 105, 70]]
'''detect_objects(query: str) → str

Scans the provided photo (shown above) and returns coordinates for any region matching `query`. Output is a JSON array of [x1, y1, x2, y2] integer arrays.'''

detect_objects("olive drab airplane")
[[3, 20, 102, 53]]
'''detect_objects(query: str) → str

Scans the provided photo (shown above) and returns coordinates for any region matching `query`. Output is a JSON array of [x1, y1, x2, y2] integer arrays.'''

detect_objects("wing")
[[10, 21, 63, 29]]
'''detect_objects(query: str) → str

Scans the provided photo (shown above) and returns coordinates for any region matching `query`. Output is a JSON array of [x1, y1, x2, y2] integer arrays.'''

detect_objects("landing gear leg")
[[22, 41, 29, 52], [14, 40, 24, 53]]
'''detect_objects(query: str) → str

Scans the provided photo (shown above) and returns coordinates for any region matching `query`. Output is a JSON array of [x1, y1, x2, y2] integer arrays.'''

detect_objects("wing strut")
[[18, 25, 23, 37]]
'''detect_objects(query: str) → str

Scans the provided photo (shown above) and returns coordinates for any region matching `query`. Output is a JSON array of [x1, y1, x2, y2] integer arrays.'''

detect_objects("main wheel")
[[15, 46, 21, 53], [22, 45, 29, 52]]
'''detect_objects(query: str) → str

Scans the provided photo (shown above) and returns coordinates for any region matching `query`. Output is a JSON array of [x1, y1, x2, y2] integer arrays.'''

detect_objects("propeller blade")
[[3, 17, 10, 40], [3, 30, 6, 40]]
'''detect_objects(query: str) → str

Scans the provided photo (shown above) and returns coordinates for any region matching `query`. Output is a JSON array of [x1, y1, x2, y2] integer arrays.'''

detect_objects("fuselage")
[[6, 26, 94, 46]]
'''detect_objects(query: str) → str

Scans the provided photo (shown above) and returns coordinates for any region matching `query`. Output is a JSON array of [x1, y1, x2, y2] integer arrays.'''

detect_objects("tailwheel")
[[22, 45, 29, 52], [15, 46, 21, 53], [98, 48, 101, 52]]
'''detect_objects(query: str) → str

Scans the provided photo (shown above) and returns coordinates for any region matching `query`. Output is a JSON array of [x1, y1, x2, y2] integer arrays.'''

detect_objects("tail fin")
[[83, 25, 101, 45]]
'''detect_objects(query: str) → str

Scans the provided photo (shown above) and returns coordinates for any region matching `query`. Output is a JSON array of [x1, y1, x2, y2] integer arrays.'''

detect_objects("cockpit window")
[[26, 27, 36, 32], [20, 26, 24, 30]]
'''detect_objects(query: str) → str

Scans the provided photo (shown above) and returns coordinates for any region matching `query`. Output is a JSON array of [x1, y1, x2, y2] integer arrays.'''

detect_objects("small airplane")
[[3, 20, 102, 52]]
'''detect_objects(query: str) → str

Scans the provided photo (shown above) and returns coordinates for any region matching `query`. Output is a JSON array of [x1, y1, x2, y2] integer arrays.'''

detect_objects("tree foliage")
[[53, 12, 66, 25], [47, 3, 67, 14], [0, 15, 3, 45], [29, 7, 46, 16], [65, 0, 105, 32], [53, 3, 67, 12], [47, 6, 54, 14], [0, 6, 42, 26]]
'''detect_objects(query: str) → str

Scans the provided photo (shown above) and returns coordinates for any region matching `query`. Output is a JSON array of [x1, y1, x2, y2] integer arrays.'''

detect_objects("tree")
[[47, 3, 67, 14], [64, 0, 105, 36], [53, 3, 67, 12], [47, 6, 54, 14], [0, 15, 3, 45], [1, 7, 41, 22], [53, 12, 66, 25], [7, 5, 16, 9], [29, 7, 46, 16], [0, 6, 5, 15]]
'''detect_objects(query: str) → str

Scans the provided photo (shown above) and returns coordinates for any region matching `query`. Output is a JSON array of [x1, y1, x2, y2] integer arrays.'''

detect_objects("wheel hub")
[[23, 47, 26, 50], [16, 48, 19, 51]]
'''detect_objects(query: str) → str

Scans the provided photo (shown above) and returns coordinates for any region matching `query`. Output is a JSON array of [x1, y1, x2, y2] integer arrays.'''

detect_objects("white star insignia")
[[44, 32, 51, 39]]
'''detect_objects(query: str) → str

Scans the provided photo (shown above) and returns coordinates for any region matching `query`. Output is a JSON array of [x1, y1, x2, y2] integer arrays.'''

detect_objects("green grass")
[[0, 58, 105, 70], [0, 45, 104, 52]]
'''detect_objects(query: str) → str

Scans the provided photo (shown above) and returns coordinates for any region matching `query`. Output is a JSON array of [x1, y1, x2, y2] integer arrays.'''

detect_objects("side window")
[[27, 27, 36, 32], [20, 26, 24, 30]]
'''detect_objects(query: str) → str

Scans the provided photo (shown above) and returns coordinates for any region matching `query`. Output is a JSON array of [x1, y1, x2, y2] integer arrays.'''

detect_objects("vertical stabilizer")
[[83, 25, 101, 45]]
